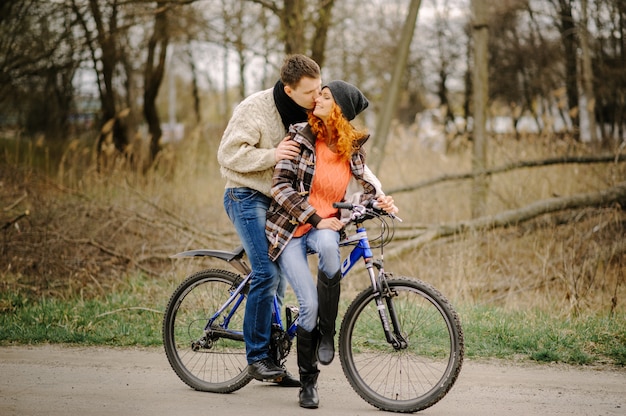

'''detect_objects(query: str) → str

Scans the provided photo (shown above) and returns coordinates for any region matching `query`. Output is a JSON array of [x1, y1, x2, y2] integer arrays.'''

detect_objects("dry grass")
[[1, 127, 624, 318], [374, 127, 625, 316]]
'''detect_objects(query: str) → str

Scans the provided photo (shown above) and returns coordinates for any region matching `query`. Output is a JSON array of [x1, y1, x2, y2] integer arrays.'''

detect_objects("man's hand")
[[275, 136, 300, 162]]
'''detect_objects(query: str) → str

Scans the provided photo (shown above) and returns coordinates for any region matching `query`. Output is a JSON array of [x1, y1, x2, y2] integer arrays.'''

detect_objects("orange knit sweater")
[[294, 140, 351, 237]]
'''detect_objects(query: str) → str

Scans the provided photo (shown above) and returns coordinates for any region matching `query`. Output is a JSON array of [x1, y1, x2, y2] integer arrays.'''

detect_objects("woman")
[[266, 80, 397, 409]]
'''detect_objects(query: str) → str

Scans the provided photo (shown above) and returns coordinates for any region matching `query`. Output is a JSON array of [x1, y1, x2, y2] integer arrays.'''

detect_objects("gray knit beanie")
[[324, 80, 369, 121]]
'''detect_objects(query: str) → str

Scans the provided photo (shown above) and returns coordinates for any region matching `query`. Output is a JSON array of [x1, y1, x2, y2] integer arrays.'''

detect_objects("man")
[[218, 54, 322, 385]]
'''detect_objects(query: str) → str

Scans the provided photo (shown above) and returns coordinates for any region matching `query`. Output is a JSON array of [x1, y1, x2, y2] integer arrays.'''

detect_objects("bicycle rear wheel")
[[339, 277, 464, 413], [162, 269, 251, 393]]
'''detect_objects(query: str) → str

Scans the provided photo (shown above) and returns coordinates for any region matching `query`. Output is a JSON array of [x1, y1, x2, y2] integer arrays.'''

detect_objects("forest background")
[[1, 0, 625, 366]]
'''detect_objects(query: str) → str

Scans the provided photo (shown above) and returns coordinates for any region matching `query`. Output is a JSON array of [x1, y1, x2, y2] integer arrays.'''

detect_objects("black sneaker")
[[248, 358, 287, 381]]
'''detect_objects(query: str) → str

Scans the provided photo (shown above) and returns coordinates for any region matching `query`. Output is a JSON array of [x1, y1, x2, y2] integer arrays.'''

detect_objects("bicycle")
[[163, 202, 464, 413]]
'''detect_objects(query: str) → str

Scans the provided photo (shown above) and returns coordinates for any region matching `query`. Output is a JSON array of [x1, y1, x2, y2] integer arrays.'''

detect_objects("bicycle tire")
[[162, 269, 252, 393], [338, 277, 464, 413]]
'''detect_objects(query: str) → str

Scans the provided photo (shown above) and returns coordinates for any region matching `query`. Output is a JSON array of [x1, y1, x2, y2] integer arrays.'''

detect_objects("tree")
[[487, 1, 563, 137], [71, 0, 197, 167], [71, 0, 132, 160], [0, 1, 79, 139], [249, 0, 335, 66], [580, 0, 597, 142], [471, 0, 489, 218], [309, 1, 334, 67], [432, 0, 462, 132], [551, 0, 580, 138], [592, 0, 626, 146], [369, 0, 422, 174], [144, 1, 170, 162]]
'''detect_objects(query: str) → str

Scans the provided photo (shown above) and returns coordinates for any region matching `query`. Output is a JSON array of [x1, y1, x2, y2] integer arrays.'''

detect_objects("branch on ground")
[[387, 153, 626, 195], [386, 181, 626, 257]]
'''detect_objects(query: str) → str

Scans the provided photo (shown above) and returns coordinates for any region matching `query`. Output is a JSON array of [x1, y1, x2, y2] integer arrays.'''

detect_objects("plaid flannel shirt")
[[266, 122, 376, 261]]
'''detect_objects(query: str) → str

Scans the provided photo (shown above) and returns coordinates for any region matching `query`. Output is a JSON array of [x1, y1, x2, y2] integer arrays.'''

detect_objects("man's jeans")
[[224, 188, 285, 364], [276, 228, 341, 332]]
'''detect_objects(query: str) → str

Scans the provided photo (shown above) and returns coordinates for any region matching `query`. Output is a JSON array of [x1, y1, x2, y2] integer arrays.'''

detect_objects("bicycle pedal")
[[252, 375, 284, 383], [256, 376, 284, 383]]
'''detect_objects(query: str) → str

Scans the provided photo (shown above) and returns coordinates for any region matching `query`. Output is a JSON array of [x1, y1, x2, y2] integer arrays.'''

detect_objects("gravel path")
[[0, 345, 624, 416]]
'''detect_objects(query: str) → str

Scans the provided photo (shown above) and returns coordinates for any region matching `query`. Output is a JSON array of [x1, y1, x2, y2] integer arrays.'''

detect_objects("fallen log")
[[386, 181, 626, 258], [387, 153, 626, 195]]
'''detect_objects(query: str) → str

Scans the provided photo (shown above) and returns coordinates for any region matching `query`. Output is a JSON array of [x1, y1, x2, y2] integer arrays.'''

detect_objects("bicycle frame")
[[165, 204, 463, 410], [339, 226, 373, 277], [170, 206, 405, 350]]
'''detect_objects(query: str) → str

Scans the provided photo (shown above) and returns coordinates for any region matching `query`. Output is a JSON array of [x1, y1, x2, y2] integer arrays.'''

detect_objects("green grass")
[[461, 306, 626, 366], [0, 275, 165, 346], [1, 274, 624, 367]]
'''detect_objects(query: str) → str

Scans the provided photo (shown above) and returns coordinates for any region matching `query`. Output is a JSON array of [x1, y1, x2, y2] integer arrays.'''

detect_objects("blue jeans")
[[223, 188, 286, 364], [276, 228, 341, 332]]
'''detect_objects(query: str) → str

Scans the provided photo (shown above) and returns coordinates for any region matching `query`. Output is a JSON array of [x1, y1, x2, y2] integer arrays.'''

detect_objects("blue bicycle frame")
[[175, 206, 393, 347], [340, 226, 373, 276]]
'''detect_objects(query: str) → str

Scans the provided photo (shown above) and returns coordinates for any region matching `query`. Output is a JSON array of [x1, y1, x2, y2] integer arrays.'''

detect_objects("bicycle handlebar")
[[333, 202, 355, 210], [332, 202, 402, 222]]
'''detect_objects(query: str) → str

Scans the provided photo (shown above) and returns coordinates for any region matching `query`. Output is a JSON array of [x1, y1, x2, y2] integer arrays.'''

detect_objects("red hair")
[[308, 104, 367, 161]]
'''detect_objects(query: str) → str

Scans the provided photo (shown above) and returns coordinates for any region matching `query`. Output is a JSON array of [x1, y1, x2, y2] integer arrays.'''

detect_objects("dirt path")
[[0, 345, 624, 416]]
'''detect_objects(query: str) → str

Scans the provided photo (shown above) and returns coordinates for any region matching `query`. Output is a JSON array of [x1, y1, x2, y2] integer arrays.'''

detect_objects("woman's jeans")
[[224, 188, 286, 365], [276, 228, 341, 332]]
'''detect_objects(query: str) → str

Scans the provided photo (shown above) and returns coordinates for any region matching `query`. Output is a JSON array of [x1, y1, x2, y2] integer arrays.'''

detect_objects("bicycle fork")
[[342, 225, 408, 351], [365, 261, 408, 350]]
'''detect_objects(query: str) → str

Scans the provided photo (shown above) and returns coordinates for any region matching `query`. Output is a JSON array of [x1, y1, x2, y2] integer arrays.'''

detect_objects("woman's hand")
[[316, 217, 344, 231], [376, 195, 399, 215]]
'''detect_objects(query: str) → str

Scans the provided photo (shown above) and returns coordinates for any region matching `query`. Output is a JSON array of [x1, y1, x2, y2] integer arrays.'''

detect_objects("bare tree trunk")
[[144, 2, 169, 163], [434, 1, 455, 134], [556, 0, 580, 139], [471, 0, 489, 218], [236, 45, 246, 102], [73, 0, 129, 160], [310, 0, 335, 67], [370, 0, 422, 174], [187, 48, 201, 124], [282, 0, 305, 54], [222, 46, 229, 120], [463, 25, 472, 134], [581, 0, 598, 145], [229, 0, 247, 101]]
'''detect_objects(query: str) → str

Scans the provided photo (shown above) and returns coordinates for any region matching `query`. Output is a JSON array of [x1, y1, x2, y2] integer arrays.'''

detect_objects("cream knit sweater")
[[217, 88, 286, 196]]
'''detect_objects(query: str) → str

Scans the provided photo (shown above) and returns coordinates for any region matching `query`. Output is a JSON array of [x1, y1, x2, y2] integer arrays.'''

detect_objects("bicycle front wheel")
[[339, 277, 464, 413], [162, 269, 251, 393]]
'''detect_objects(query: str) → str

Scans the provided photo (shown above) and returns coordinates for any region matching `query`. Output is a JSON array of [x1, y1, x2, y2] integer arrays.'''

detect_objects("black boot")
[[297, 327, 319, 409], [317, 270, 341, 365]]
